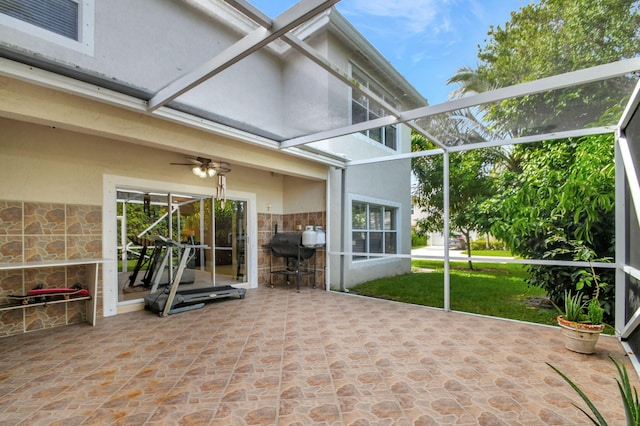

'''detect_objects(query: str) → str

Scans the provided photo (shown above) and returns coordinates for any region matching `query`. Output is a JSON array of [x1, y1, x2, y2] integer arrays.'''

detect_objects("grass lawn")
[[350, 259, 560, 327]]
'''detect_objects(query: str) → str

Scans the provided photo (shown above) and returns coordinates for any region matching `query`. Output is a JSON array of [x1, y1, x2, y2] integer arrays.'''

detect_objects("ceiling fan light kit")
[[191, 165, 217, 178], [172, 156, 231, 206], [171, 156, 231, 179]]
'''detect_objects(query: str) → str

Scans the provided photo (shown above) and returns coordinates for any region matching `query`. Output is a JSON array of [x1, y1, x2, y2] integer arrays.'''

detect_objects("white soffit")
[[0, 58, 347, 168]]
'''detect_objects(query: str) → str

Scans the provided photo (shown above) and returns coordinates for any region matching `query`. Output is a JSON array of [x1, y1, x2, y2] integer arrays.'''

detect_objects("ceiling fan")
[[171, 156, 231, 178]]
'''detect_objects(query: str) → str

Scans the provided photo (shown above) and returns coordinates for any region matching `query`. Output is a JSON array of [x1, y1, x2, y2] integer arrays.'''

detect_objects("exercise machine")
[[144, 236, 245, 316], [122, 235, 166, 292]]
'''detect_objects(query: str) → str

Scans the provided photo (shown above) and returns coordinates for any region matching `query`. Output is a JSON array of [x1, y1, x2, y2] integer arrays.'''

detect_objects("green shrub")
[[412, 230, 427, 248], [470, 239, 505, 251]]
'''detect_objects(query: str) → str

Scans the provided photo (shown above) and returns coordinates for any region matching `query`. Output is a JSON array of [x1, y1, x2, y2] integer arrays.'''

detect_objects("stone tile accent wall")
[[0, 201, 102, 337], [258, 211, 326, 290]]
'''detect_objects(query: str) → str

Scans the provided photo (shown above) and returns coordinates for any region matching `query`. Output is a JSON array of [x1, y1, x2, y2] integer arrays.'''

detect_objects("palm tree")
[[446, 66, 496, 99]]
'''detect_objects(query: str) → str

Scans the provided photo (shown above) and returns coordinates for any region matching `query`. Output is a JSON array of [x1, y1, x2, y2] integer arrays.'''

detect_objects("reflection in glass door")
[[117, 188, 248, 304], [214, 200, 247, 285], [116, 190, 215, 303], [173, 194, 213, 288]]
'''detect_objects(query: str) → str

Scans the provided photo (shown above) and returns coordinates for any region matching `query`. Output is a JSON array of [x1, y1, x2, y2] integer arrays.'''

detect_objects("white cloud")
[[343, 0, 460, 35]]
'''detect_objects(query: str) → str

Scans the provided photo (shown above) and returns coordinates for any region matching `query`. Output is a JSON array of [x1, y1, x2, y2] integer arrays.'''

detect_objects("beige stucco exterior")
[[0, 2, 425, 334], [0, 75, 329, 194]]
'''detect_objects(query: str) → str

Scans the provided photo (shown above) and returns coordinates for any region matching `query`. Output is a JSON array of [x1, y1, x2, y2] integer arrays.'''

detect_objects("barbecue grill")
[[268, 232, 317, 291]]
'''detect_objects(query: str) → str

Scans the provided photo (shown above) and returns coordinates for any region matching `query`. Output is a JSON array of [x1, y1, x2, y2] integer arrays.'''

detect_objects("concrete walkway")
[[411, 245, 514, 262]]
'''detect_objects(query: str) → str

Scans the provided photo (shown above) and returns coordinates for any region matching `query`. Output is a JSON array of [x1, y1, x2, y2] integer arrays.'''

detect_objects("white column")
[[443, 151, 450, 312]]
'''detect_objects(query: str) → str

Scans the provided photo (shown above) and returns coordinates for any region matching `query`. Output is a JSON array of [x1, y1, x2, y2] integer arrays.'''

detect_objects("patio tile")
[[214, 400, 279, 425], [0, 285, 637, 425]]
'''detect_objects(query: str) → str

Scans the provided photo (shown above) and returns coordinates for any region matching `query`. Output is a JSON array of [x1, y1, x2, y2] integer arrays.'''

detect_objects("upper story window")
[[351, 65, 398, 150], [0, 0, 94, 55], [1, 0, 78, 39], [352, 200, 398, 261]]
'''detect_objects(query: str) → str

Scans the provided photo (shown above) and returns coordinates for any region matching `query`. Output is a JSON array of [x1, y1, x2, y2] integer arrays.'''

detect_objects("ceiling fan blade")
[[170, 156, 222, 171], [171, 156, 209, 165]]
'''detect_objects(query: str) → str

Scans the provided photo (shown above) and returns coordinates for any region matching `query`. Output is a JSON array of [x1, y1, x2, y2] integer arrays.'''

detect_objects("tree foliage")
[[117, 202, 170, 241], [412, 133, 497, 268], [475, 0, 640, 135], [440, 0, 640, 323], [486, 134, 616, 319]]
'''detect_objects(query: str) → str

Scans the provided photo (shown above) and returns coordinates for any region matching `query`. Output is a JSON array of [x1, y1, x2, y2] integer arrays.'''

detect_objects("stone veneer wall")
[[258, 211, 326, 290], [0, 201, 103, 337]]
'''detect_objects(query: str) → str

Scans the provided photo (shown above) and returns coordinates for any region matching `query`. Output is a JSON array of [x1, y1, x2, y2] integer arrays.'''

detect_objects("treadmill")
[[144, 236, 246, 316]]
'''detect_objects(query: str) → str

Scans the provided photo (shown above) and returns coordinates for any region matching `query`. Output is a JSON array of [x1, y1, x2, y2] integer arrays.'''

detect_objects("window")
[[351, 65, 398, 150], [0, 0, 94, 54], [352, 200, 398, 261]]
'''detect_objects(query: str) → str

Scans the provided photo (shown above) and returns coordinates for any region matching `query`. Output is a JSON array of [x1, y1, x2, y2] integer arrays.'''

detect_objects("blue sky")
[[248, 0, 529, 104]]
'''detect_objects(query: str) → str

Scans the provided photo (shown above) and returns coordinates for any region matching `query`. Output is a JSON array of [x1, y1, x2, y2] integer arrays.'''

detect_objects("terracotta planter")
[[557, 315, 605, 354]]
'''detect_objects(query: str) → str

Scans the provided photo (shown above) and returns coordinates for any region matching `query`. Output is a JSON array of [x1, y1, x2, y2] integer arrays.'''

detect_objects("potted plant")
[[546, 234, 609, 354], [556, 290, 605, 354]]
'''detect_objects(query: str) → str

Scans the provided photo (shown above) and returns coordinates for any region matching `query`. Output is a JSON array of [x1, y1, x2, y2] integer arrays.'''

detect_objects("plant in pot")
[[545, 234, 609, 354], [556, 289, 605, 354]]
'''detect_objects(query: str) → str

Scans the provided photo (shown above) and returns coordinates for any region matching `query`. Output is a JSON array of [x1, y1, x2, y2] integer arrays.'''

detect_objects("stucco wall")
[[0, 118, 302, 212], [328, 159, 412, 289], [0, 116, 330, 325], [0, 0, 267, 93], [282, 176, 326, 214], [0, 74, 328, 181]]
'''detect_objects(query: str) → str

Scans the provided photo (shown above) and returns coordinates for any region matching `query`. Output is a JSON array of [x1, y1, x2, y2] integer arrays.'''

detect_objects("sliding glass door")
[[116, 188, 248, 304], [213, 200, 247, 285]]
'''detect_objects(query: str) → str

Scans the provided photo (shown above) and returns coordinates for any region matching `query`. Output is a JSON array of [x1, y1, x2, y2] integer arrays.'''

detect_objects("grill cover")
[[270, 232, 315, 259]]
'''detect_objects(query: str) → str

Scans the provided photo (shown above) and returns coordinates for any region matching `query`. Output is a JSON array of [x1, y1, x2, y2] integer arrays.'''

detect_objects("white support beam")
[[615, 137, 627, 338], [281, 115, 399, 148], [618, 134, 640, 223], [326, 251, 616, 268], [347, 148, 444, 167], [446, 126, 615, 153], [620, 308, 640, 340], [619, 77, 640, 129], [619, 263, 640, 338], [406, 122, 449, 150], [443, 151, 450, 312], [281, 33, 448, 149], [345, 127, 615, 167], [148, 0, 339, 111], [400, 59, 640, 123], [616, 67, 640, 341], [280, 58, 640, 149], [223, 0, 272, 27]]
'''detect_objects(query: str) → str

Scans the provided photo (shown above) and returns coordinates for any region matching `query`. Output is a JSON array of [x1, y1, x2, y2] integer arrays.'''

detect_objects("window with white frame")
[[352, 200, 398, 261], [351, 65, 398, 150], [0, 0, 94, 54]]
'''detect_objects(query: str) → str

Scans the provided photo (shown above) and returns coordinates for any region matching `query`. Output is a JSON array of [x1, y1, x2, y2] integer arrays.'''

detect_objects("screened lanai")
[[2, 0, 640, 364]]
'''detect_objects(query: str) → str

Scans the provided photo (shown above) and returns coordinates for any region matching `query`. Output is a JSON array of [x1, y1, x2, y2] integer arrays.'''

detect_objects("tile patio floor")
[[0, 285, 637, 425]]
